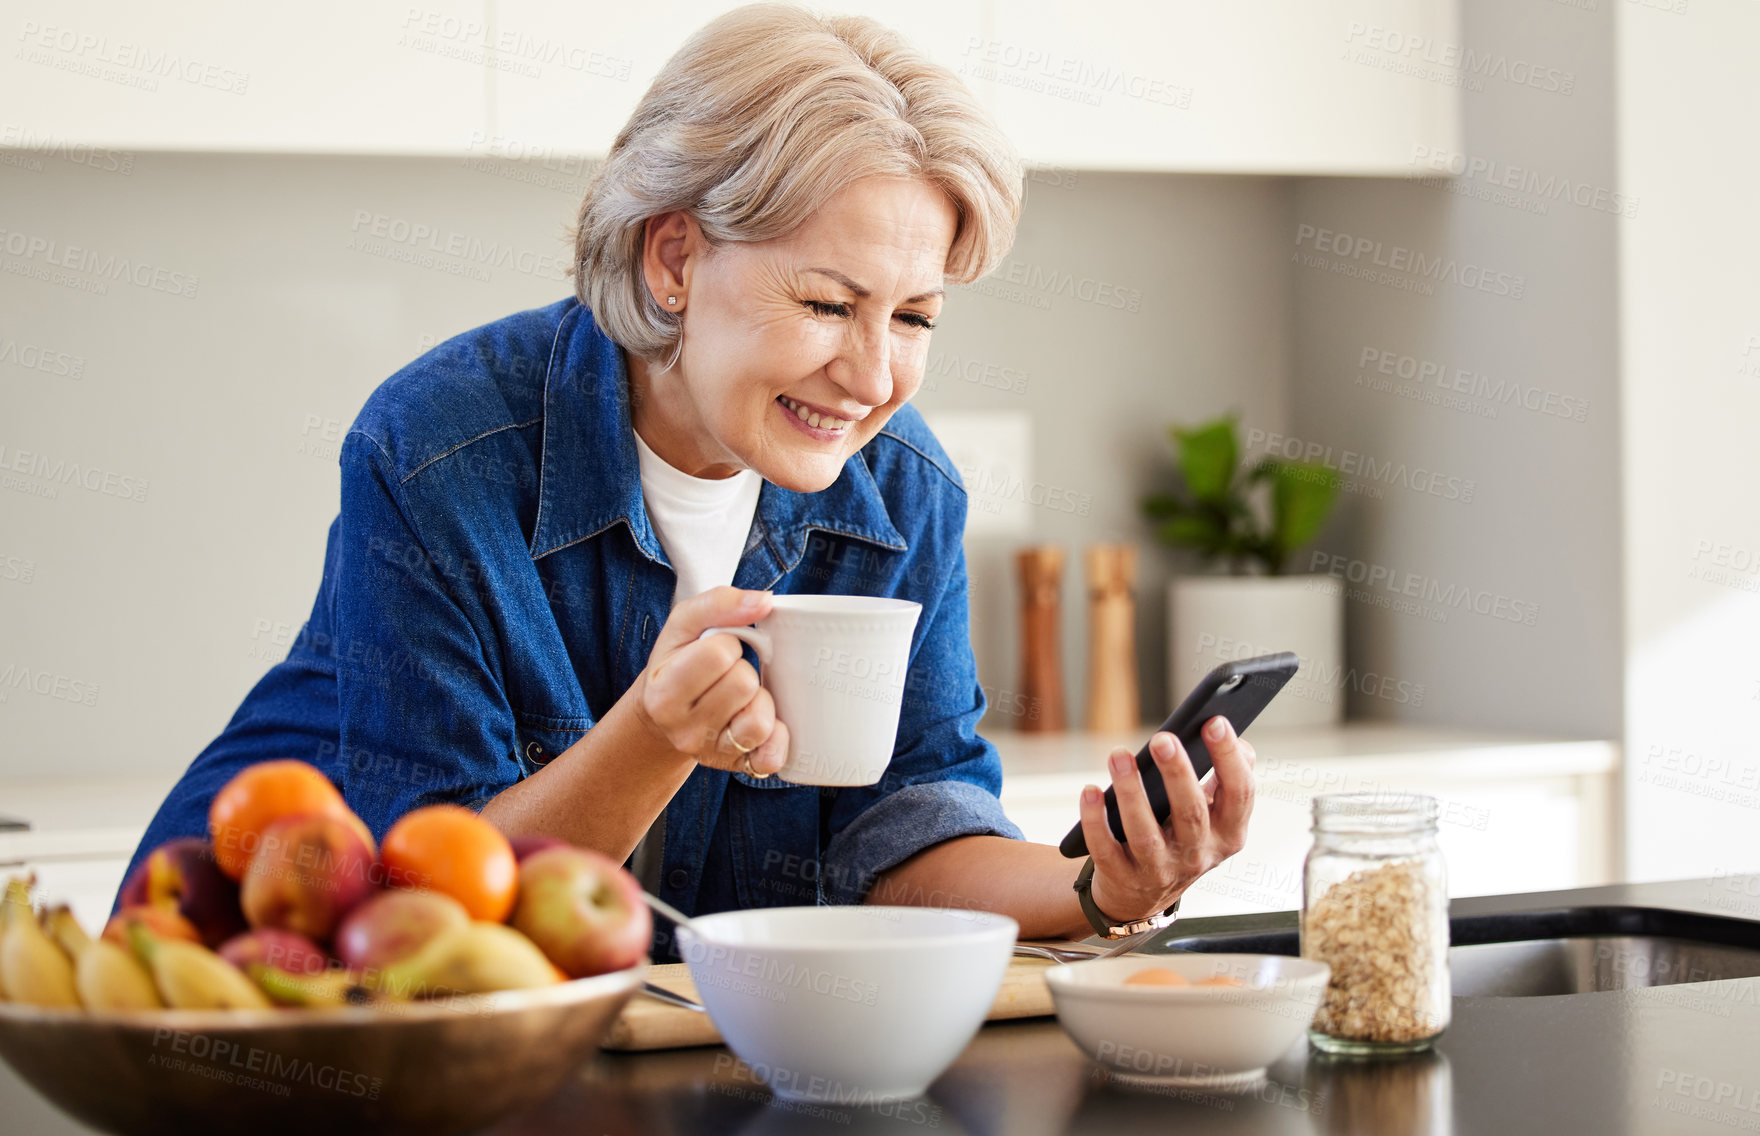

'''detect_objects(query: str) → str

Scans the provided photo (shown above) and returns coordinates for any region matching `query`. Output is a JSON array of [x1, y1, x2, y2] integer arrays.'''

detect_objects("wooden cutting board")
[[604, 955, 1064, 1052]]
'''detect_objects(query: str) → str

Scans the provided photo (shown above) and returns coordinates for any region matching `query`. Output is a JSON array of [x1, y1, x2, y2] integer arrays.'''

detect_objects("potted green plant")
[[1144, 415, 1346, 727]]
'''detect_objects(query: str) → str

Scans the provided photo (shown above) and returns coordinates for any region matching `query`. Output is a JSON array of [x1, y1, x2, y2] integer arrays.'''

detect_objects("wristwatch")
[[1072, 857, 1180, 940]]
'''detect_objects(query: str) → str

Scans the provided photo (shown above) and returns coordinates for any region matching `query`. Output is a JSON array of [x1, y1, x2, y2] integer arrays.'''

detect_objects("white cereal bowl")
[[675, 906, 1017, 1104], [1046, 954, 1330, 1091]]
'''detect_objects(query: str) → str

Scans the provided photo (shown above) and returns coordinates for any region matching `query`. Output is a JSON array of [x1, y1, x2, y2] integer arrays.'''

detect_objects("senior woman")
[[122, 3, 1255, 951]]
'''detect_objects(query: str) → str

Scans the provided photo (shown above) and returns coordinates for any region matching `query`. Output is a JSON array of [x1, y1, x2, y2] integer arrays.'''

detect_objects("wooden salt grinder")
[[1016, 546, 1068, 732], [1085, 544, 1140, 733]]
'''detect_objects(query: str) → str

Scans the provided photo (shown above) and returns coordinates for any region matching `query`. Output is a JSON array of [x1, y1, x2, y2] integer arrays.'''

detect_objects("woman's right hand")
[[633, 586, 790, 776]]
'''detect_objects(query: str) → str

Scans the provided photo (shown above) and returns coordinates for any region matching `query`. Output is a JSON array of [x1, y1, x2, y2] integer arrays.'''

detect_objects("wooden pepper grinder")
[[1085, 544, 1141, 733], [1016, 546, 1068, 732]]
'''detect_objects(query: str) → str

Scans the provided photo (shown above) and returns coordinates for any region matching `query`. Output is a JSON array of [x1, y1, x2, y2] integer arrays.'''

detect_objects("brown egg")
[[1123, 967, 1189, 987], [1195, 975, 1245, 988]]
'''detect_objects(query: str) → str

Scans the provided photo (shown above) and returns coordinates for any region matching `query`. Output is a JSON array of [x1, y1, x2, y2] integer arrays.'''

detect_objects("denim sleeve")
[[333, 432, 525, 838], [820, 510, 1023, 906]]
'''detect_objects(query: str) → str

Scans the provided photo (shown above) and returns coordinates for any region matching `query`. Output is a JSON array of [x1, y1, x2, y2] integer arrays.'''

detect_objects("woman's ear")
[[641, 211, 701, 308]]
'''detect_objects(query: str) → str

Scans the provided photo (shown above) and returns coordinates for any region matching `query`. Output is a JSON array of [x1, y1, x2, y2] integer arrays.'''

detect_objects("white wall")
[[0, 154, 1290, 781], [1283, 0, 1623, 738], [1617, 0, 1760, 882]]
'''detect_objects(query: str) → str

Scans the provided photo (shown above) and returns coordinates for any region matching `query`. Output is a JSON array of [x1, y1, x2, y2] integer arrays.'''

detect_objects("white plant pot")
[[1167, 575, 1345, 729]]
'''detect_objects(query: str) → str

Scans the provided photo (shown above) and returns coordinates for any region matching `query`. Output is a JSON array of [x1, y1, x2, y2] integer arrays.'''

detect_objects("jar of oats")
[[1301, 792, 1450, 1055]]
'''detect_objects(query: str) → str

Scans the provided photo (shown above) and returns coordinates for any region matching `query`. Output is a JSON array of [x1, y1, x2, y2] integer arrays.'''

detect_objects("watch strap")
[[1072, 857, 1180, 940]]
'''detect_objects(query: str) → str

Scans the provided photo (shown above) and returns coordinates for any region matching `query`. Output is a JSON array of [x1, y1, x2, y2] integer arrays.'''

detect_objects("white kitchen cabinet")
[[973, 0, 1461, 173], [1, 0, 488, 153], [1, 0, 1456, 173], [0, 775, 171, 932], [995, 724, 1617, 919], [489, 0, 987, 159]]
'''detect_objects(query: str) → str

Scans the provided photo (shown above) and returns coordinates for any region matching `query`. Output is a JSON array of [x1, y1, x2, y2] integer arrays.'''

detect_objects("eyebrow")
[[805, 266, 944, 305]]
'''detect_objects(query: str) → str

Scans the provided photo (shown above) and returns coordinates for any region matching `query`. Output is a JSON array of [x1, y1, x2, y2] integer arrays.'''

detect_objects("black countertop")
[[6, 876, 1760, 1135]]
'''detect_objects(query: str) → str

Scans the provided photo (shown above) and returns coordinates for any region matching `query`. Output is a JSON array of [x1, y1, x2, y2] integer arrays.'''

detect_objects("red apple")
[[102, 904, 201, 948], [511, 846, 651, 979], [333, 889, 470, 972], [509, 835, 568, 862], [239, 813, 376, 941], [218, 928, 331, 977], [118, 837, 246, 947]]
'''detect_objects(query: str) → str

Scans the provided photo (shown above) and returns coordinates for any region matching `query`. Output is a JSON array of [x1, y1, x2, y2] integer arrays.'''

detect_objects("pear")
[[370, 921, 560, 1000]]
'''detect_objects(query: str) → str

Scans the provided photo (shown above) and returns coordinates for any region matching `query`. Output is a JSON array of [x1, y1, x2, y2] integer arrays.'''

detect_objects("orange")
[[207, 760, 355, 879], [381, 805, 518, 922]]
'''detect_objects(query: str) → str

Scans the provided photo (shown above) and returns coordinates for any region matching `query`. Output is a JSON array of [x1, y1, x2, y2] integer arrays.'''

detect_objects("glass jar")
[[1301, 792, 1450, 1055]]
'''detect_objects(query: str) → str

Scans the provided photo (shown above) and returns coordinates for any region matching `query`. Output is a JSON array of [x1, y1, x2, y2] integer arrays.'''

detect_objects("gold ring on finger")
[[722, 726, 755, 755], [740, 753, 770, 779]]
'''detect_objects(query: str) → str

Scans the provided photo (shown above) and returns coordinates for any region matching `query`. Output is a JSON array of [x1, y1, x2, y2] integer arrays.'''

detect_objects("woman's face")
[[629, 177, 957, 490]]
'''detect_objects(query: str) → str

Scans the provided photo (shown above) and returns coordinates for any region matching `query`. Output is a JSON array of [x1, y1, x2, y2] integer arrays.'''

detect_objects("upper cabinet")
[[0, 0, 1458, 174]]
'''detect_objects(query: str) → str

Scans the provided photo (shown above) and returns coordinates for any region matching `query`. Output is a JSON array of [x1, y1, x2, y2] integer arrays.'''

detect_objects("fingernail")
[[1082, 785, 1101, 805], [743, 590, 773, 609], [1109, 751, 1130, 776], [1205, 717, 1228, 741]]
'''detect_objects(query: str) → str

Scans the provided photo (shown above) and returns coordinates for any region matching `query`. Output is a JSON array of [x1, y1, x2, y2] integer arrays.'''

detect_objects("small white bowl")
[[676, 905, 1017, 1104], [1046, 954, 1330, 1091]]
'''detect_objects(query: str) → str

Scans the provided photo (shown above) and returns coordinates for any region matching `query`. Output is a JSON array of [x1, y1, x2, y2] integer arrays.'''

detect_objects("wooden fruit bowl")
[[0, 963, 645, 1136]]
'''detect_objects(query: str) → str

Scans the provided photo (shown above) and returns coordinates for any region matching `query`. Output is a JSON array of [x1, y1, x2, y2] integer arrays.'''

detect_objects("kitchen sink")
[[1448, 935, 1760, 995], [1162, 905, 1760, 997]]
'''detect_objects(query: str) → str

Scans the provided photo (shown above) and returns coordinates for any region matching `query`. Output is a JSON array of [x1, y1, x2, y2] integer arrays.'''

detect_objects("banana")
[[0, 878, 80, 1008], [246, 965, 373, 1008], [39, 902, 163, 1011], [127, 922, 271, 1010], [372, 921, 561, 999], [78, 940, 166, 1011]]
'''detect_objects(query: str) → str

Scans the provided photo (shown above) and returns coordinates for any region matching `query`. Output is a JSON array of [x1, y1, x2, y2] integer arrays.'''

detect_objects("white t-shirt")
[[633, 431, 763, 608], [628, 429, 762, 899]]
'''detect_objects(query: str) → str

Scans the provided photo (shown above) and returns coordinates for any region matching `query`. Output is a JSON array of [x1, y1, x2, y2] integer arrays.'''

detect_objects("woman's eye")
[[895, 312, 937, 331], [804, 300, 851, 318]]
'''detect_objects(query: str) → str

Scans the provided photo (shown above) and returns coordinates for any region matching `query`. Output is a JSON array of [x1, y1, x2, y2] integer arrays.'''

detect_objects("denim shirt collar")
[[528, 302, 907, 573]]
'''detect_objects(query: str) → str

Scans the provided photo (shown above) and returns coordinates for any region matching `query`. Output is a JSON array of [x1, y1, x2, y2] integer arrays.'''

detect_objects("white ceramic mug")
[[699, 594, 922, 786]]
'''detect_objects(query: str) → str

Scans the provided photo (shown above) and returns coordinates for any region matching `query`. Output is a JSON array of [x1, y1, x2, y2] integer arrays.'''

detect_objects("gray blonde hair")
[[572, 3, 1023, 362]]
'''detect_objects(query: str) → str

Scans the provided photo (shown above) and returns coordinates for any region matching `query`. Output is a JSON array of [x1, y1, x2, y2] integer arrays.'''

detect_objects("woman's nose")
[[836, 322, 894, 408]]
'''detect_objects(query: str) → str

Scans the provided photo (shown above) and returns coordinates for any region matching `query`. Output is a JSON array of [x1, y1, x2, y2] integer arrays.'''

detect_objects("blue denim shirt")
[[123, 298, 1022, 949]]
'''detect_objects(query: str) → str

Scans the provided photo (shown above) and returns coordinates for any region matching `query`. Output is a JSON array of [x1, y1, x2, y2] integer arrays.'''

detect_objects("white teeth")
[[779, 396, 849, 430]]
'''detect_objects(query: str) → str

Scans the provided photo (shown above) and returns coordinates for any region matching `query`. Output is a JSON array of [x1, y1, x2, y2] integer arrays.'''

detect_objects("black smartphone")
[[1058, 651, 1300, 858]]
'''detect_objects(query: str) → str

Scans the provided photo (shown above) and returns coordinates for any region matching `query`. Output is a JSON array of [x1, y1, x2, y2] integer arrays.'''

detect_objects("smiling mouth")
[[776, 395, 856, 432]]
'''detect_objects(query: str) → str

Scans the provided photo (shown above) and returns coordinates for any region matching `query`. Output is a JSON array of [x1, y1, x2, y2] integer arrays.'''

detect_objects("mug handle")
[[696, 625, 773, 668]]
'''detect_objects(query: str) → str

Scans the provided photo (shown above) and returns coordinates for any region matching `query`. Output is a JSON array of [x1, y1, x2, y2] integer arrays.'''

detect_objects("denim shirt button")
[[667, 868, 690, 891]]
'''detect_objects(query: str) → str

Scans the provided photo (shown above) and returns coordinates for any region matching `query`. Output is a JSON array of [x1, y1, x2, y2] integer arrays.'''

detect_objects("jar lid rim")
[[1311, 791, 1440, 827]]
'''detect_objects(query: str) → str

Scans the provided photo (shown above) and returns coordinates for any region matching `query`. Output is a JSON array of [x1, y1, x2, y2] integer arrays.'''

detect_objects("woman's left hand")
[[1079, 716, 1256, 925]]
